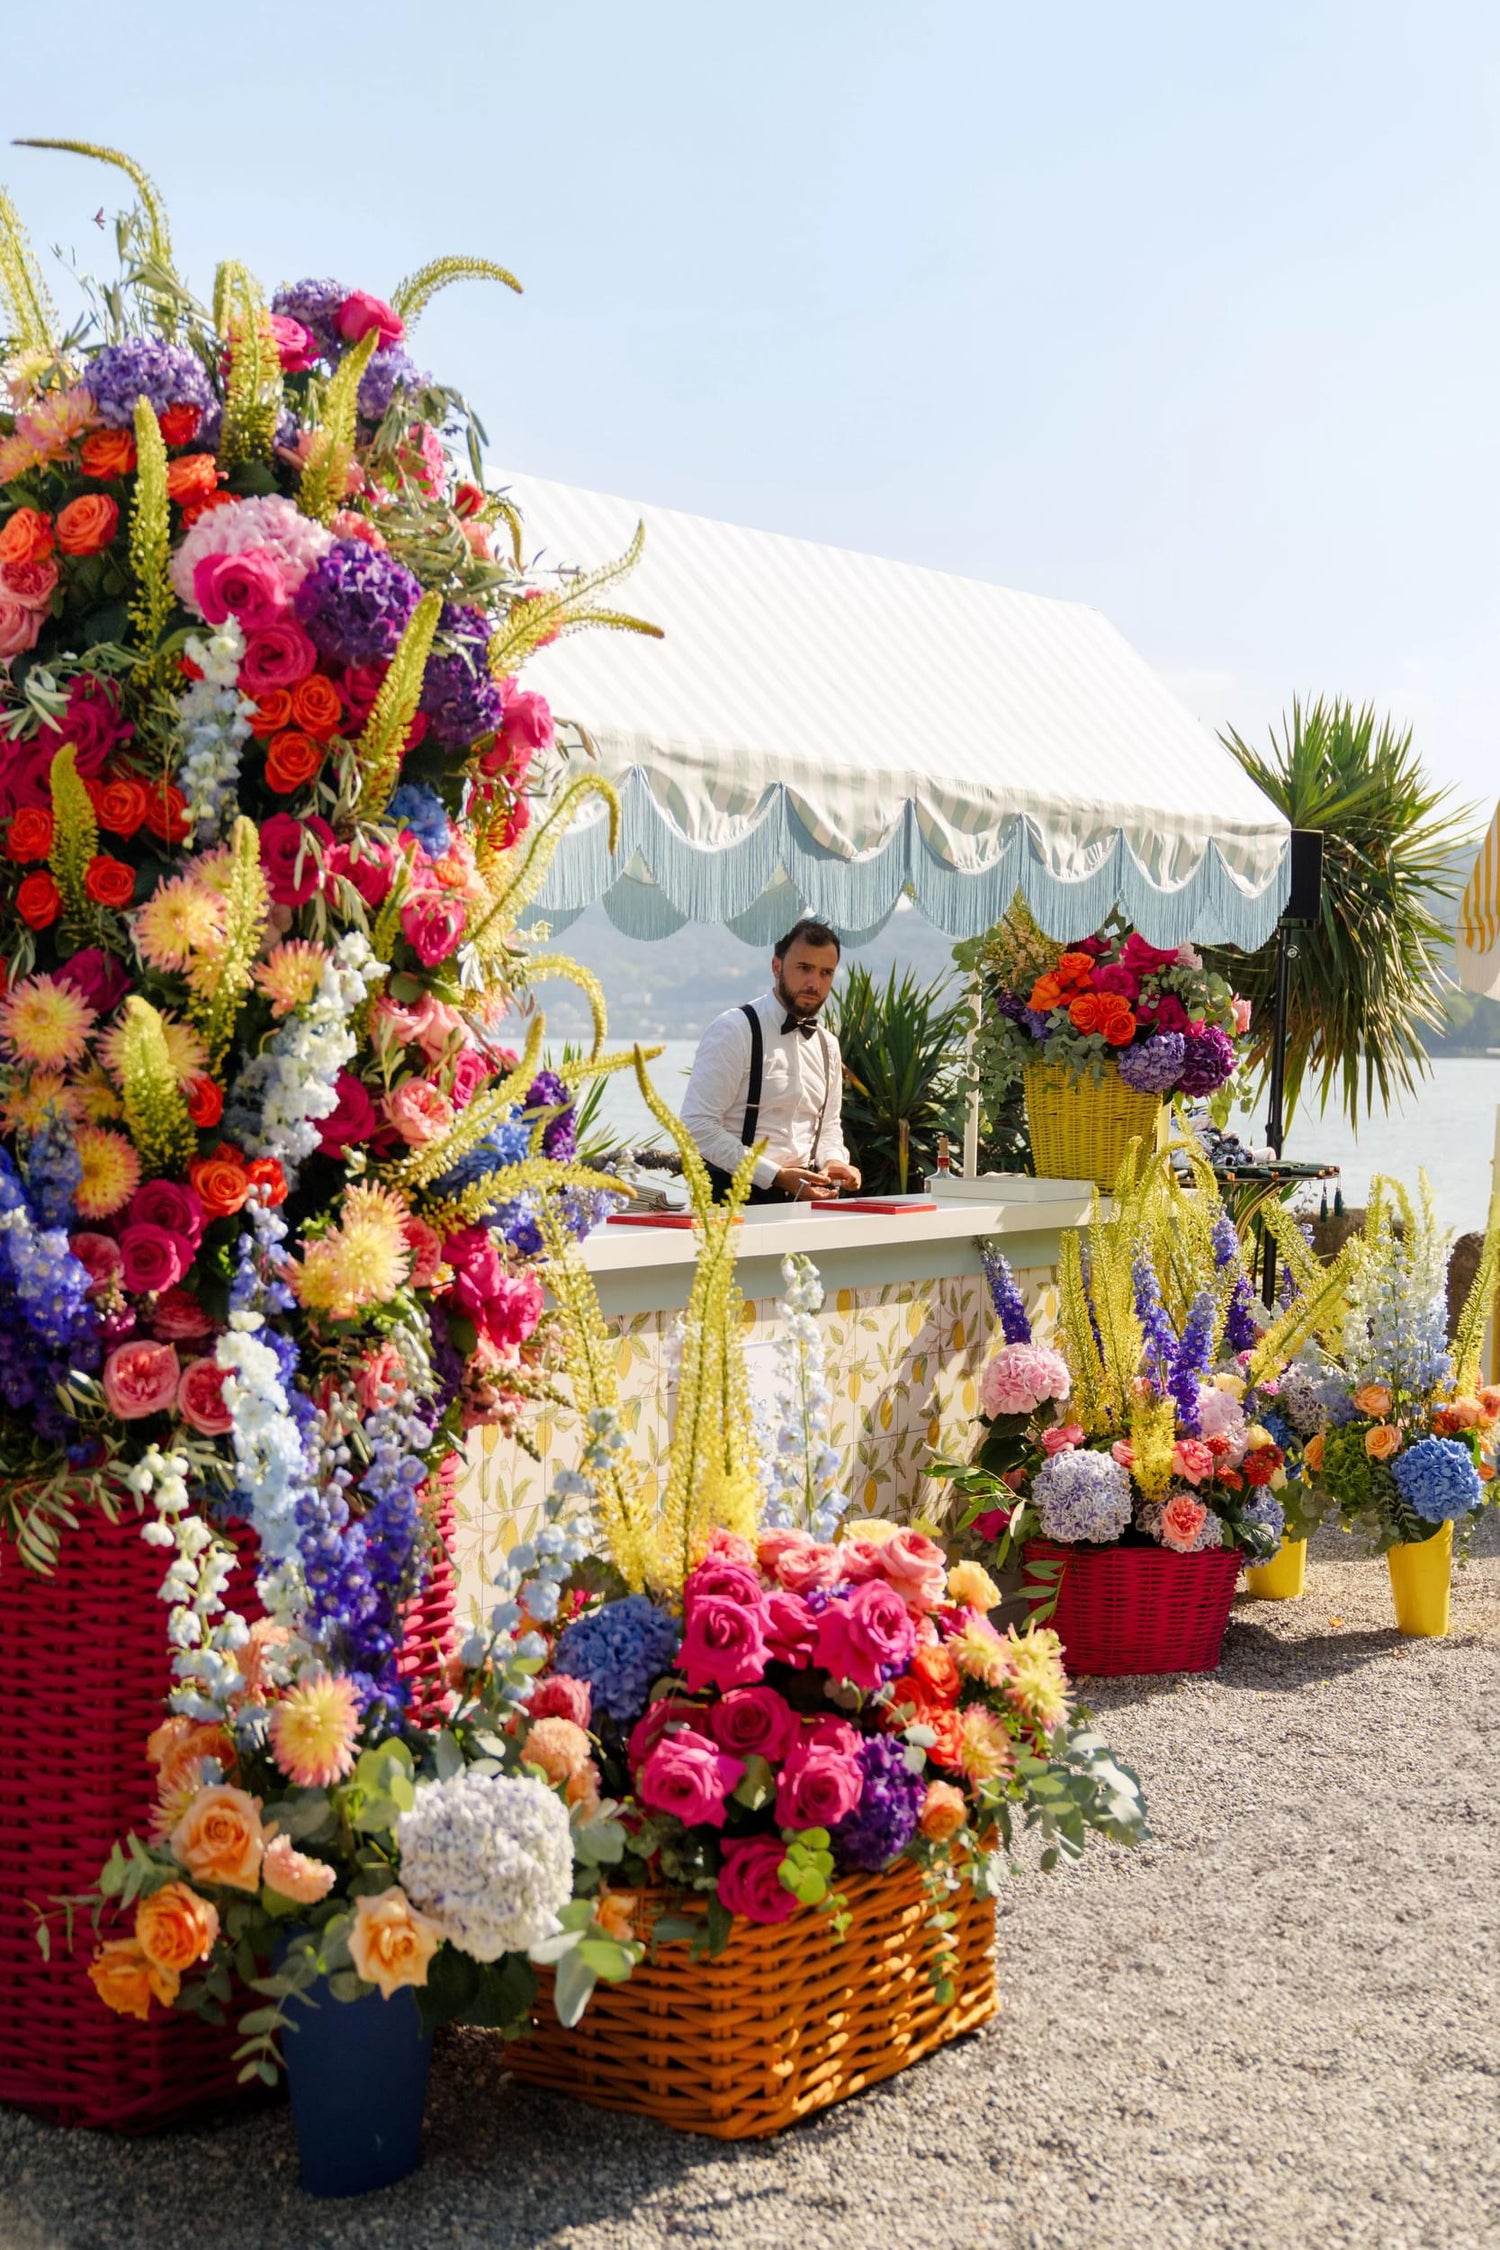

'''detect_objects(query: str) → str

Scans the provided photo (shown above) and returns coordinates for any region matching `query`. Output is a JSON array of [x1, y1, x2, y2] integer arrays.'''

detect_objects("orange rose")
[[0, 507, 55, 568], [592, 1888, 638, 1942], [168, 1782, 266, 1892], [189, 1148, 252, 1219], [909, 1642, 962, 1704], [1303, 1431, 1325, 1473], [142, 782, 190, 844], [55, 494, 120, 556], [1068, 992, 1103, 1034], [1099, 1001, 1137, 1046], [157, 403, 202, 447], [348, 1888, 442, 2000], [918, 1780, 969, 1842], [88, 1938, 178, 2020], [165, 453, 221, 507], [249, 688, 294, 740], [5, 807, 53, 863], [187, 1075, 225, 1128], [135, 1881, 220, 1973], [1029, 974, 1065, 1013], [79, 429, 138, 479], [1365, 1422, 1403, 1461], [93, 778, 150, 837], [291, 674, 344, 739], [84, 854, 136, 908], [263, 728, 325, 792], [146, 1716, 234, 1793], [1353, 1384, 1393, 1418], [1055, 951, 1098, 992], [243, 1155, 288, 1206], [180, 489, 234, 529], [15, 870, 60, 928]]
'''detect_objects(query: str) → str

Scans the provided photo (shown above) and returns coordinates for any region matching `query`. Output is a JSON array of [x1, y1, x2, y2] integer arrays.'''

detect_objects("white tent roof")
[[503, 474, 1290, 949]]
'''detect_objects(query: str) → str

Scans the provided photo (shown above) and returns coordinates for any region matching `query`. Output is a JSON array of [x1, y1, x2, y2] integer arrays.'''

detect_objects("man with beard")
[[680, 919, 862, 1204]]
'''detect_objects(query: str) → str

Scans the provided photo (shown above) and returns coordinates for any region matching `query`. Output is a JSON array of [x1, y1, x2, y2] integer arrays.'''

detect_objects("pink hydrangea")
[[1194, 1386, 1249, 1464], [170, 494, 334, 614], [980, 1342, 1071, 1420]]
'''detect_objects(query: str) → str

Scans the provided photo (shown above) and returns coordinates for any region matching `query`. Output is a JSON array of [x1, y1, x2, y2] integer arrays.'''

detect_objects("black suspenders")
[[739, 1003, 764, 1144]]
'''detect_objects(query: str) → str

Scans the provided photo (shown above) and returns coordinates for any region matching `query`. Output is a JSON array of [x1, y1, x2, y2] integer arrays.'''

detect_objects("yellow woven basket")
[[504, 1859, 997, 2140], [1023, 1058, 1163, 1190]]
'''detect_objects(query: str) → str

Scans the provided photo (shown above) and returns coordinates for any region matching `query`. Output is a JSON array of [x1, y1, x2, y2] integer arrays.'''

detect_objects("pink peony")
[[527, 1674, 592, 1728], [762, 1588, 817, 1668], [756, 1527, 842, 1594], [2, 555, 59, 610], [118, 1223, 188, 1296], [678, 1592, 768, 1694], [1171, 1439, 1216, 1486], [774, 1731, 864, 1829], [874, 1527, 948, 1613], [1157, 1492, 1211, 1551], [980, 1342, 1071, 1420], [177, 1357, 233, 1436], [400, 891, 467, 967], [814, 1581, 917, 1690], [1040, 1423, 1086, 1455], [636, 1727, 743, 1829], [103, 1340, 180, 1420], [192, 548, 288, 631], [336, 291, 405, 347], [262, 1833, 336, 1905], [716, 1836, 798, 1925], [260, 813, 334, 906], [1110, 1440, 1136, 1468], [707, 1685, 800, 1763]]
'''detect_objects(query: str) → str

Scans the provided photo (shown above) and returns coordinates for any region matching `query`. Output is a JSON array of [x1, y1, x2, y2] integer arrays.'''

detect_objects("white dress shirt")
[[680, 990, 850, 1192]]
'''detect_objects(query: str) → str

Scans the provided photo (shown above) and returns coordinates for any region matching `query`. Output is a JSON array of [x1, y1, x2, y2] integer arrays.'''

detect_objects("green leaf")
[[552, 1945, 598, 2029]]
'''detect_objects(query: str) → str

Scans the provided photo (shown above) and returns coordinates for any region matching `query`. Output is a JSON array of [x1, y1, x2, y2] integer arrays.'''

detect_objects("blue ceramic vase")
[[282, 1977, 434, 2197]]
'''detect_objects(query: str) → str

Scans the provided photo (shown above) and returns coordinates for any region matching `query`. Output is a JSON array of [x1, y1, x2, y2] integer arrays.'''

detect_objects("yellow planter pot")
[[1023, 1060, 1163, 1191], [1386, 1519, 1453, 1638], [1244, 1535, 1307, 1600]]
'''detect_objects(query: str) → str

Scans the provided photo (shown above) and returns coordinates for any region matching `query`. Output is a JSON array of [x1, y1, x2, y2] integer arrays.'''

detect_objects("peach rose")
[[1353, 1384, 1394, 1418], [0, 593, 43, 661], [88, 1938, 178, 2020], [55, 493, 119, 556], [384, 1077, 454, 1146], [1157, 1492, 1210, 1551], [102, 1339, 180, 1420], [592, 1889, 637, 1942], [1365, 1422, 1403, 1461], [146, 1716, 233, 1794], [169, 1782, 266, 1892], [135, 1881, 220, 1973], [2, 554, 58, 609], [875, 1526, 949, 1612], [177, 1356, 233, 1436], [1303, 1431, 1325, 1473], [348, 1888, 442, 2000], [523, 1716, 593, 1785], [262, 1833, 337, 1906], [918, 1780, 969, 1842]]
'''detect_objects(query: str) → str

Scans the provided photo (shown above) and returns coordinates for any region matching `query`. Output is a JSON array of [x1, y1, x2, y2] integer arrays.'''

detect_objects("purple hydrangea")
[[1391, 1436, 1483, 1525], [360, 347, 430, 422], [554, 1596, 682, 1725], [419, 604, 505, 747], [1032, 1448, 1134, 1543], [525, 1070, 577, 1163], [294, 539, 424, 666], [830, 1735, 925, 1873], [85, 339, 216, 428], [1115, 1032, 1186, 1096], [1177, 1024, 1236, 1097], [271, 277, 349, 361]]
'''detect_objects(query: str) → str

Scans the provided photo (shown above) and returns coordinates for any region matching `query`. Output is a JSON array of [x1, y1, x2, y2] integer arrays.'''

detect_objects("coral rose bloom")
[[1365, 1422, 1403, 1461], [88, 1938, 178, 2019], [262, 1834, 337, 1906], [919, 1780, 969, 1842], [135, 1881, 219, 1974], [1353, 1384, 1394, 1418], [349, 1888, 442, 2000], [169, 1783, 266, 1892]]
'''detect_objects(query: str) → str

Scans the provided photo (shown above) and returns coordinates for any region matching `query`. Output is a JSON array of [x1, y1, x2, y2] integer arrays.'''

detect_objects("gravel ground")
[[4, 1537, 1499, 2250]]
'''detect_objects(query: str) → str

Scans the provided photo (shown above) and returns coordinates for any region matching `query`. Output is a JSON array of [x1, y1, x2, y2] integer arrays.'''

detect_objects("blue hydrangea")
[[388, 783, 452, 857], [554, 1595, 682, 1725], [1391, 1436, 1483, 1525], [1241, 1488, 1286, 1551], [1032, 1448, 1134, 1543]]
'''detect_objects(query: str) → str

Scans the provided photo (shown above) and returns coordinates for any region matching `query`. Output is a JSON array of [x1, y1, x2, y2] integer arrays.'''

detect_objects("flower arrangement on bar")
[[958, 904, 1251, 1187], [0, 139, 661, 2141]]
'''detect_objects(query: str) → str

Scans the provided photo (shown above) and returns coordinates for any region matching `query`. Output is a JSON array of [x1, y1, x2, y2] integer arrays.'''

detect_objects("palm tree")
[[1208, 698, 1476, 1131], [827, 964, 972, 1193]]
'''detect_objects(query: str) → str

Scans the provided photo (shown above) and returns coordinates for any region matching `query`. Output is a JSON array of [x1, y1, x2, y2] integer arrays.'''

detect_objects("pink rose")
[[330, 837, 397, 909], [703, 1528, 757, 1566], [1121, 934, 1181, 975], [400, 892, 466, 968], [354, 1343, 404, 1413], [973, 1506, 1012, 1541], [402, 1215, 444, 1290], [177, 1357, 233, 1436], [385, 1078, 455, 1147], [756, 1528, 842, 1594], [527, 1674, 592, 1727], [238, 622, 317, 696], [410, 1000, 466, 1065], [762, 1588, 817, 1668], [636, 1727, 743, 1829], [151, 1286, 215, 1342], [1230, 995, 1253, 1036], [814, 1581, 917, 1691], [707, 1685, 800, 1763], [1040, 1423, 1086, 1455], [626, 1697, 705, 1770], [1139, 993, 1189, 1034], [980, 1342, 1071, 1420], [678, 1591, 769, 1694], [443, 1225, 503, 1309], [1171, 1439, 1216, 1485], [683, 1556, 764, 1608], [69, 1233, 123, 1295], [260, 813, 334, 906], [1158, 1492, 1211, 1551], [0, 595, 42, 661], [832, 1536, 889, 1584], [774, 1731, 864, 1830], [130, 1180, 204, 1248], [269, 314, 317, 372], [480, 1270, 544, 1350], [875, 1527, 948, 1613], [1110, 1440, 1136, 1468], [2, 555, 59, 610], [448, 1048, 489, 1110], [192, 549, 288, 631], [1176, 944, 1203, 969], [335, 291, 405, 348], [1091, 962, 1140, 1002], [716, 1836, 798, 1925], [57, 947, 129, 1016], [118, 1223, 189, 1296], [103, 1340, 180, 1420], [316, 1071, 378, 1157]]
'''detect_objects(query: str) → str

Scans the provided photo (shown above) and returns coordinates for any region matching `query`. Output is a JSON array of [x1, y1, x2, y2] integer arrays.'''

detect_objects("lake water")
[[585, 1042, 1500, 1240]]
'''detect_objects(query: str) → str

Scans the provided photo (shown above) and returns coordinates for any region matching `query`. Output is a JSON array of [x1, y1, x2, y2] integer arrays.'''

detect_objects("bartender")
[[680, 919, 863, 1203]]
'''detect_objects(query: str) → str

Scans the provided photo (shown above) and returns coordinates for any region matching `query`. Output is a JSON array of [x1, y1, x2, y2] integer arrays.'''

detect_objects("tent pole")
[[963, 985, 981, 1176], [1259, 923, 1293, 1304]]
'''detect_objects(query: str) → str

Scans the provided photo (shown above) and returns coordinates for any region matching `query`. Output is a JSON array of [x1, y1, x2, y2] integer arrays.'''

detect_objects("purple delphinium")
[[294, 539, 424, 666], [359, 347, 430, 423], [270, 278, 349, 361], [1115, 1032, 1186, 1096], [1212, 1211, 1262, 1353], [85, 339, 216, 427], [1177, 1024, 1236, 1097], [993, 989, 1031, 1026], [982, 1249, 1033, 1343], [1132, 1250, 1176, 1399], [1168, 1289, 1217, 1432], [830, 1736, 925, 1873], [525, 1070, 577, 1163], [25, 1108, 80, 1230], [419, 604, 505, 747]]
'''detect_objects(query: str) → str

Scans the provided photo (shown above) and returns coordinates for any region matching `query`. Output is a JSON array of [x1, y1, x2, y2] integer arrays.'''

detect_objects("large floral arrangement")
[[959, 905, 1249, 1104]]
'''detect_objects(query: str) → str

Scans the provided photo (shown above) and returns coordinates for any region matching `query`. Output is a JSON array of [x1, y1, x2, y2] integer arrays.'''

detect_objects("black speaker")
[[1281, 828, 1323, 926]]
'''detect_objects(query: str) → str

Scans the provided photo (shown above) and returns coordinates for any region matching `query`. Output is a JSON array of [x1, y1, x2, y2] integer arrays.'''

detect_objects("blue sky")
[[6, 1, 1499, 804]]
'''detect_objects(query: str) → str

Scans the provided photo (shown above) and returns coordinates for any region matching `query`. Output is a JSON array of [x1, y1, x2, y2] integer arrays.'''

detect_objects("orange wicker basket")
[[1023, 1058, 1162, 1189], [505, 1858, 997, 2139]]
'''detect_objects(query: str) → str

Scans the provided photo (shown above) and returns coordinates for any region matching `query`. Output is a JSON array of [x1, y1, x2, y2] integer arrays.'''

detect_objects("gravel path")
[[4, 1539, 1498, 2250]]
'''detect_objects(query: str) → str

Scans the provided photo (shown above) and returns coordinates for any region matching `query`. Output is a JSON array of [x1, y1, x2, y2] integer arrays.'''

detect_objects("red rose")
[[335, 291, 405, 348], [117, 1223, 188, 1296], [142, 784, 190, 845], [239, 624, 318, 697], [92, 779, 150, 838], [329, 837, 396, 908], [129, 1179, 205, 1247], [249, 689, 294, 740], [165, 454, 221, 508], [156, 404, 202, 447], [314, 1072, 378, 1157], [259, 813, 334, 906], [63, 676, 132, 768], [243, 1157, 288, 1208], [263, 729, 325, 793], [5, 807, 53, 863], [15, 871, 60, 928], [84, 855, 137, 908], [187, 1076, 224, 1129], [706, 1685, 799, 1763]]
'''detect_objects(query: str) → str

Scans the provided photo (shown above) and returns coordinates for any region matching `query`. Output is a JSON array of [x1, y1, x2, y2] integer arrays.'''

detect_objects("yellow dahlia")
[[269, 1671, 361, 1788], [134, 877, 226, 973], [0, 1073, 84, 1135], [72, 1063, 124, 1123], [0, 974, 96, 1069], [999, 1626, 1072, 1733], [186, 844, 235, 897], [97, 1012, 208, 1090], [254, 940, 329, 1019], [950, 1614, 1011, 1689], [292, 1183, 413, 1322], [953, 1706, 1016, 1786], [75, 1124, 142, 1219]]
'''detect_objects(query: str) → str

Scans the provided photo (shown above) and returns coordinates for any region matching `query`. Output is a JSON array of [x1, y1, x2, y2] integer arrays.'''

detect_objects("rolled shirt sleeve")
[[817, 1029, 850, 1171], [680, 1010, 781, 1190]]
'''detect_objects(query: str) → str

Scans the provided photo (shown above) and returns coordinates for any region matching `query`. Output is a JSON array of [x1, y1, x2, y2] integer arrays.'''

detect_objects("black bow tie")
[[781, 1013, 816, 1040]]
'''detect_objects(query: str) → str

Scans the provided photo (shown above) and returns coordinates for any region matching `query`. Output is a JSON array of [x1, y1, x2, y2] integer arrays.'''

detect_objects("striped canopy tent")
[[505, 475, 1291, 950], [1457, 800, 1500, 998]]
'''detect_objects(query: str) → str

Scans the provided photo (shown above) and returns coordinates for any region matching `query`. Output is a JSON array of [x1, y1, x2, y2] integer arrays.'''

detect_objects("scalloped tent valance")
[[503, 475, 1290, 950]]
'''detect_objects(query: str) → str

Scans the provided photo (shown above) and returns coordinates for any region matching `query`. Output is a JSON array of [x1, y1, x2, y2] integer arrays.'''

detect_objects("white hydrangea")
[[396, 1771, 573, 1961]]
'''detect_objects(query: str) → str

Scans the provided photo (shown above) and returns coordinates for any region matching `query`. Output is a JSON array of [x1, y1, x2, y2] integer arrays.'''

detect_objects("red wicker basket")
[[1022, 1538, 1242, 1676]]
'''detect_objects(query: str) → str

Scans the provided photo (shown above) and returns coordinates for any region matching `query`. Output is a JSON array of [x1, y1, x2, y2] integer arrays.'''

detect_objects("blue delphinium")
[[525, 1070, 577, 1163], [1133, 1251, 1177, 1399], [1168, 1289, 1217, 1433], [554, 1595, 682, 1724], [982, 1249, 1033, 1343], [1392, 1436, 1483, 1525], [388, 783, 452, 858]]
